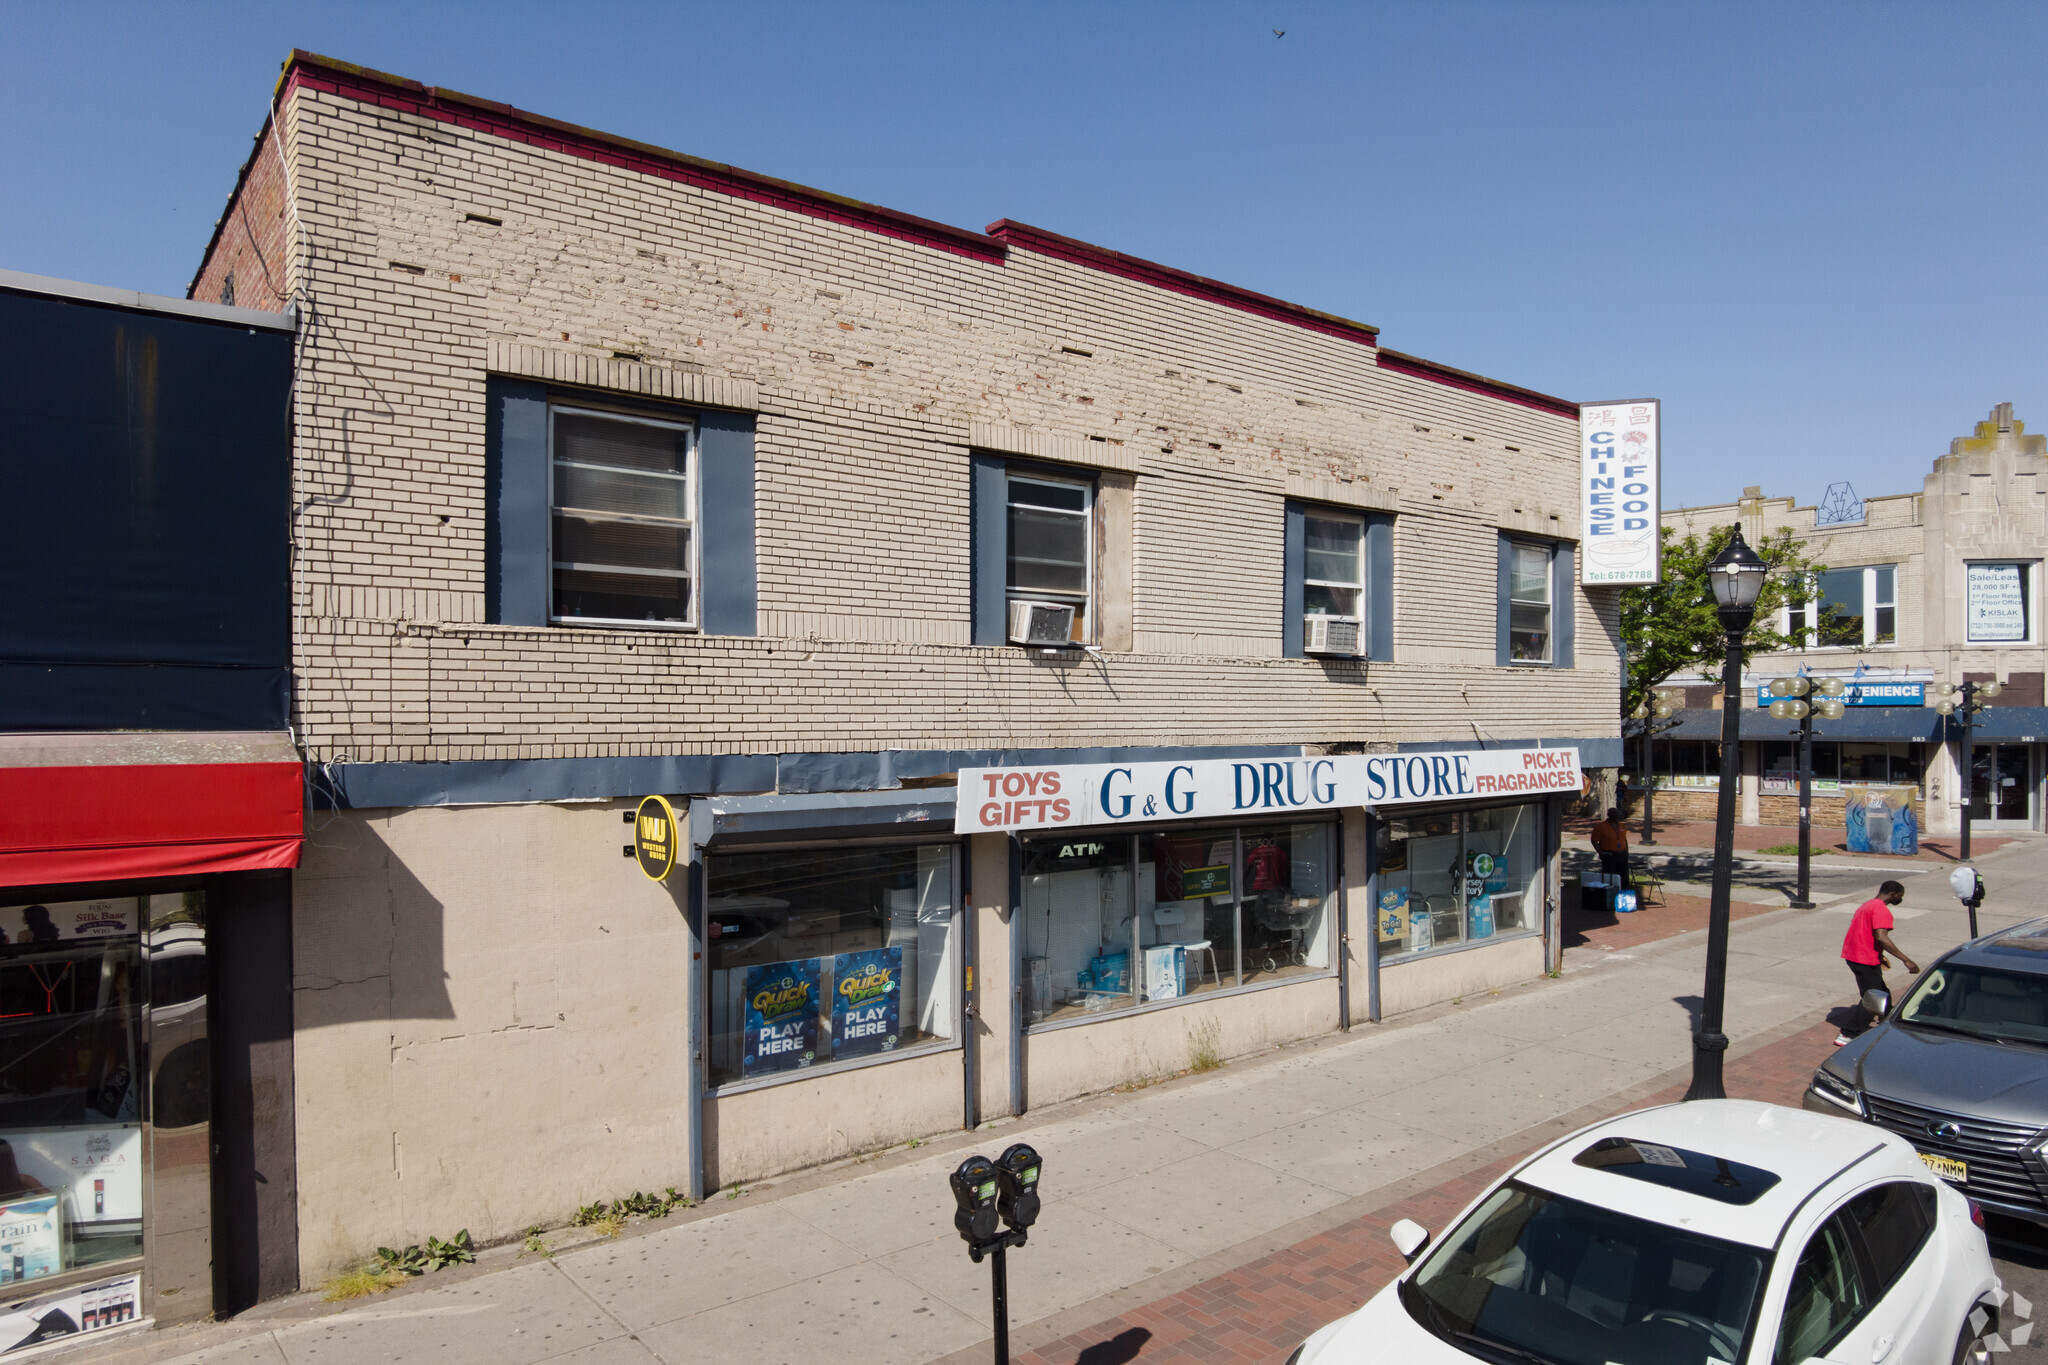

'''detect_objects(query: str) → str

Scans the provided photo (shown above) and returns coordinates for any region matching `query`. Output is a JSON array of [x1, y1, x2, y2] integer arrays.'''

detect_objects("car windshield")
[[1402, 1181, 1767, 1365], [1898, 963, 2048, 1046]]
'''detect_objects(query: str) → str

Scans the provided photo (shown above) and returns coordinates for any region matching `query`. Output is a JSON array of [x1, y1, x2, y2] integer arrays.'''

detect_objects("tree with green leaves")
[[1618, 523, 1829, 718]]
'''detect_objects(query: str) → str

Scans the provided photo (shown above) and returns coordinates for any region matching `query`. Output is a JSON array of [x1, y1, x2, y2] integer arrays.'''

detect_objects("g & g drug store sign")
[[955, 747, 1582, 835]]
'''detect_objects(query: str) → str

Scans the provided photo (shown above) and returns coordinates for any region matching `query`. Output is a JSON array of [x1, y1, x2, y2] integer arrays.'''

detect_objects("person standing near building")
[[1837, 879, 1918, 1046], [1590, 807, 1631, 888]]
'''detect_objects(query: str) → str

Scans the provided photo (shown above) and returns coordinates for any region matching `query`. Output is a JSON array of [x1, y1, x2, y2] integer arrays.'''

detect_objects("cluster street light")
[[1765, 675, 1847, 908], [1686, 526, 1770, 1103], [1627, 689, 1684, 845], [1932, 678, 2002, 865]]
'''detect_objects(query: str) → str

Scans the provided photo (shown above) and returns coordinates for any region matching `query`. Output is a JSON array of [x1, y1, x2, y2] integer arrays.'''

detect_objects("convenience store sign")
[[955, 747, 1582, 834]]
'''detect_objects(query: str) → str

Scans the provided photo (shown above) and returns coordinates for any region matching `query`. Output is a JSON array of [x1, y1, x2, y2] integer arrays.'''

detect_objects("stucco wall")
[[1021, 976, 1341, 1109], [704, 1047, 963, 1189], [291, 800, 694, 1279], [1376, 935, 1545, 1020]]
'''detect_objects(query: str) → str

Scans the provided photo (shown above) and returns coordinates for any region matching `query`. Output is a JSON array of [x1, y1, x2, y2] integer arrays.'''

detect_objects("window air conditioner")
[[1304, 616, 1363, 657], [1008, 599, 1077, 647]]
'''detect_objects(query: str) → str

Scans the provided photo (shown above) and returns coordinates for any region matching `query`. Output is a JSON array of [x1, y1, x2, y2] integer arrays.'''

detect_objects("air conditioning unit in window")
[[1304, 616, 1363, 657], [1009, 599, 1077, 647]]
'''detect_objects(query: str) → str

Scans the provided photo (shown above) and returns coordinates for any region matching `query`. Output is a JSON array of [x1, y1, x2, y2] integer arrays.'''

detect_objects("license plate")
[[1919, 1151, 1968, 1183]]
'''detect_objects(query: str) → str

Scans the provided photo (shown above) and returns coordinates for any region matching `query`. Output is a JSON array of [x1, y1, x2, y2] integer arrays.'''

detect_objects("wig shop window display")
[[704, 844, 961, 1089]]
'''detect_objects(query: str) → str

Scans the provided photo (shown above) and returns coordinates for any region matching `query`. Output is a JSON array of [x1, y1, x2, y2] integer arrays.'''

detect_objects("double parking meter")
[[996, 1144, 1042, 1231], [951, 1154, 1000, 1245]]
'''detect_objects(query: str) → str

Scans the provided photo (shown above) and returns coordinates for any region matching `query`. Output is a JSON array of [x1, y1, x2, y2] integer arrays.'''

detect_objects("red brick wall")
[[191, 121, 291, 311]]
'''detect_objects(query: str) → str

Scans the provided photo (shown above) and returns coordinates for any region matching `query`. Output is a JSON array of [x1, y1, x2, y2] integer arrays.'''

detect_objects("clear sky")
[[4, 1, 2041, 508]]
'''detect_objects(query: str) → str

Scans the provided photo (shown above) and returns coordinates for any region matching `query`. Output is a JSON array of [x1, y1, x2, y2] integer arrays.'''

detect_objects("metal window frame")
[[1014, 815, 1341, 1035], [1301, 508, 1367, 630], [1003, 468, 1095, 637], [697, 840, 967, 1100], [547, 403, 701, 632], [1506, 539, 1555, 665]]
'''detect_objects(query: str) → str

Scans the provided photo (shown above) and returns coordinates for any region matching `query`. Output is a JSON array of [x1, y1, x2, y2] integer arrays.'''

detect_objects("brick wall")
[[202, 69, 1621, 769]]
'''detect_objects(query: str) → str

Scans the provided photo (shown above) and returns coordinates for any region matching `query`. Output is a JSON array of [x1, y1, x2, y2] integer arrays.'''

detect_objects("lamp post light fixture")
[[1765, 675, 1847, 908], [1686, 526, 1769, 1103], [1628, 689, 1683, 846], [1932, 678, 2003, 896]]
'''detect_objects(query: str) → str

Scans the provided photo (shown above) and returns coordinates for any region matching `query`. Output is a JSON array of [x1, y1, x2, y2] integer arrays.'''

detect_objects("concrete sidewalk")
[[67, 837, 2047, 1365]]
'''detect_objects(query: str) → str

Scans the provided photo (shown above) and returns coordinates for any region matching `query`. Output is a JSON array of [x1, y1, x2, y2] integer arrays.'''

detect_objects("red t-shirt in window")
[[1842, 898, 1894, 966]]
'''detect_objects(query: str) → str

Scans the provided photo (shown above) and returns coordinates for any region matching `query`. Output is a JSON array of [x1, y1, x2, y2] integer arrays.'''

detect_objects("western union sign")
[[633, 795, 680, 882]]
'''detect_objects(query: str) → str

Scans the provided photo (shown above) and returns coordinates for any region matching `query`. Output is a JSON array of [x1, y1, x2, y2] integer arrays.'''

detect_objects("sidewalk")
[[69, 835, 2048, 1365]]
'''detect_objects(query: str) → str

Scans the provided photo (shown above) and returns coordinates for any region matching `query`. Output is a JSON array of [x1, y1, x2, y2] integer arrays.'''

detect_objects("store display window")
[[1374, 804, 1542, 959], [705, 844, 959, 1088], [0, 892, 207, 1298], [1020, 822, 1336, 1027]]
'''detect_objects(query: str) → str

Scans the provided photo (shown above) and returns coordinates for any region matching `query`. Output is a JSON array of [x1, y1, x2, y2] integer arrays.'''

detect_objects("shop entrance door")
[[1969, 744, 2036, 828]]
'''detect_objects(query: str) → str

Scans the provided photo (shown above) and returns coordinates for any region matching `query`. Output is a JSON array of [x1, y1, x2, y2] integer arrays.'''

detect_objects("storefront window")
[[1375, 804, 1543, 959], [1760, 742, 1924, 793], [705, 845, 958, 1087], [0, 897, 166, 1289], [1021, 822, 1336, 1026]]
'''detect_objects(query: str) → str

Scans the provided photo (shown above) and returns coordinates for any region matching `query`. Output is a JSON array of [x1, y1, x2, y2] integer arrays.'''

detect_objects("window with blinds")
[[549, 407, 696, 627]]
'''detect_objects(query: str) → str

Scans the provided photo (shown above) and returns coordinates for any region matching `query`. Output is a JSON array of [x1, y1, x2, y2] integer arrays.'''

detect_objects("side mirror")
[[1390, 1217, 1431, 1263], [1861, 988, 1891, 1019]]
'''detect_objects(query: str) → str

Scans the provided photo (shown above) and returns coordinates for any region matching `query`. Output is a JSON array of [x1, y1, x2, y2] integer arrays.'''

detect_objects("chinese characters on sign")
[[1579, 401, 1661, 585]]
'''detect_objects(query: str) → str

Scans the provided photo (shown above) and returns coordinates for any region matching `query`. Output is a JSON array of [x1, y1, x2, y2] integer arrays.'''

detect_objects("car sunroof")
[[1572, 1136, 1783, 1205]]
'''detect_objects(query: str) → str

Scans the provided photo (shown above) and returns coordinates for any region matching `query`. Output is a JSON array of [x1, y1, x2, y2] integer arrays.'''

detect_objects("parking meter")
[[951, 1155, 999, 1245], [996, 1144, 1042, 1231], [1951, 866, 1985, 907]]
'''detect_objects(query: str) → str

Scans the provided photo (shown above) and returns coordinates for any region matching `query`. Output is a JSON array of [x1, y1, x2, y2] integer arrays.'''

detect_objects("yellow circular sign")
[[633, 795, 679, 882]]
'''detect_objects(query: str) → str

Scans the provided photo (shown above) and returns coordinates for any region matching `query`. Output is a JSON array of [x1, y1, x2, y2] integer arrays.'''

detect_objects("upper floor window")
[[1966, 561, 2034, 643], [550, 406, 697, 628], [1303, 512, 1364, 649], [1006, 472, 1093, 643], [1787, 565, 1895, 648], [1507, 541, 1554, 662]]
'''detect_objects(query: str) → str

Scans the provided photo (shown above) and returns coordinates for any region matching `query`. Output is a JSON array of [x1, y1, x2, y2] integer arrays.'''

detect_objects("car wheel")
[[1954, 1299, 1999, 1365]]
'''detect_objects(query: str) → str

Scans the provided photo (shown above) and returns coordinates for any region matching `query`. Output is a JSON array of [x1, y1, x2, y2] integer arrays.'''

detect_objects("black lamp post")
[[1765, 675, 1846, 908], [1933, 678, 2001, 867], [1686, 525, 1769, 1102]]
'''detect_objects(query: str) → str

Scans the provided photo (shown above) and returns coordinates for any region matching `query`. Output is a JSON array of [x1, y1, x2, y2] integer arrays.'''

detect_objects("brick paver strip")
[[1562, 816, 2007, 864], [1006, 1021, 1840, 1365]]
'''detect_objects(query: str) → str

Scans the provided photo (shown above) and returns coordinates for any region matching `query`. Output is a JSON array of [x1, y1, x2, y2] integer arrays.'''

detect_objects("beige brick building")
[[193, 51, 1620, 1287], [1652, 404, 2048, 841]]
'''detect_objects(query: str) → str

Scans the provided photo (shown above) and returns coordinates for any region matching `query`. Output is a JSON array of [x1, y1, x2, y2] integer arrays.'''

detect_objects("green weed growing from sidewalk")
[[1187, 1017, 1224, 1072]]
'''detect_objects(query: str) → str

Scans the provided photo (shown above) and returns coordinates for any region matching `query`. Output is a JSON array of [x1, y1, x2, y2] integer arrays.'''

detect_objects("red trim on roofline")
[[984, 220, 1380, 346], [1375, 348, 1579, 419], [263, 53, 1586, 418], [279, 52, 1006, 264]]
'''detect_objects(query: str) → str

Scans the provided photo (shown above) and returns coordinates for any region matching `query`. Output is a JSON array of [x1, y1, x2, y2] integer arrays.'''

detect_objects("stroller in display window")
[[1249, 890, 1319, 973]]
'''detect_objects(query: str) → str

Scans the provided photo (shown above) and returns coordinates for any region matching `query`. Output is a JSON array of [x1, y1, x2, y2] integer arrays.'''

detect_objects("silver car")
[[1807, 916, 2048, 1227]]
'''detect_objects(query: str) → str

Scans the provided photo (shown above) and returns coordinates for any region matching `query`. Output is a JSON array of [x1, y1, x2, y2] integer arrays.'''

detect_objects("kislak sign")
[[1579, 400, 1661, 586], [954, 747, 1582, 833]]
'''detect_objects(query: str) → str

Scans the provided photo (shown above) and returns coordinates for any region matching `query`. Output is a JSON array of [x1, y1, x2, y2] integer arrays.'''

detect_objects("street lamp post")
[[1686, 526, 1769, 1103], [1766, 675, 1847, 908], [1628, 690, 1682, 845], [1933, 678, 2001, 866]]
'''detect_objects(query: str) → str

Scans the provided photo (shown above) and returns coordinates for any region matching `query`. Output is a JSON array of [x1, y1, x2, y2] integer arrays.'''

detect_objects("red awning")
[[0, 733, 303, 887]]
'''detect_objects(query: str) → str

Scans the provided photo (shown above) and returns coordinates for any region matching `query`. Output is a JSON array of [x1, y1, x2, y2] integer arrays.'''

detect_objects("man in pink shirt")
[[1837, 879, 1918, 1045]]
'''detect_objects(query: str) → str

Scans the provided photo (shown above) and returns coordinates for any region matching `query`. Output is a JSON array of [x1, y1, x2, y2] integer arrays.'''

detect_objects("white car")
[[1288, 1100, 2001, 1365]]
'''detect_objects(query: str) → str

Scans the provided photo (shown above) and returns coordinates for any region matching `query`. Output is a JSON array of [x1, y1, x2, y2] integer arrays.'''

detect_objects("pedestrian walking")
[[1836, 879, 1918, 1046], [1590, 807, 1631, 888], [1614, 774, 1633, 818]]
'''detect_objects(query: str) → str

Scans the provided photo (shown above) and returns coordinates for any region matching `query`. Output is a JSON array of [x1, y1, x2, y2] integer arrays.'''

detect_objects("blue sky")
[[4, 1, 2042, 508]]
